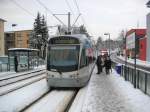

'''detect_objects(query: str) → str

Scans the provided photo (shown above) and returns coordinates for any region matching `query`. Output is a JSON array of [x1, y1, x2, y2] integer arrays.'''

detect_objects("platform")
[[81, 68, 150, 112]]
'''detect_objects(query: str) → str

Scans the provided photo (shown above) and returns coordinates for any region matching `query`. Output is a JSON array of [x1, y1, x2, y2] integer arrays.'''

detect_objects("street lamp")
[[104, 33, 110, 56]]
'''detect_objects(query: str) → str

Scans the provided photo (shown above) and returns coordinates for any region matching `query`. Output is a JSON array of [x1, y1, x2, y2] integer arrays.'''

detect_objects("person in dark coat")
[[96, 55, 102, 74], [104, 56, 112, 75], [14, 56, 18, 72]]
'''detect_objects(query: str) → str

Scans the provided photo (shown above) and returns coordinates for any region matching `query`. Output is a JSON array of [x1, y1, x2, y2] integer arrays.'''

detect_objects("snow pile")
[[81, 68, 150, 112]]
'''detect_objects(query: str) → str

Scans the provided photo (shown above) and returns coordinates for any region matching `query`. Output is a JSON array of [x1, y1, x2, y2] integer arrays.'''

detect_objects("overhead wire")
[[73, 0, 88, 26], [10, 0, 35, 18], [73, 0, 94, 36], [65, 0, 75, 16], [36, 0, 66, 26], [64, 0, 81, 27]]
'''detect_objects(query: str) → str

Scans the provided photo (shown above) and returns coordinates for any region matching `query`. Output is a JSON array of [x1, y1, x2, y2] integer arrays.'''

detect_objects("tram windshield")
[[47, 45, 79, 72]]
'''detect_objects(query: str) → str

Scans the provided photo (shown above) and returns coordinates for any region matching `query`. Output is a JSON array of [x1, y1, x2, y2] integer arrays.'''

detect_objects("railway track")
[[0, 69, 46, 87], [0, 69, 88, 112], [0, 69, 46, 96], [0, 79, 50, 112], [0, 68, 45, 81], [0, 74, 83, 112], [23, 89, 78, 112], [22, 86, 89, 112], [0, 74, 46, 96]]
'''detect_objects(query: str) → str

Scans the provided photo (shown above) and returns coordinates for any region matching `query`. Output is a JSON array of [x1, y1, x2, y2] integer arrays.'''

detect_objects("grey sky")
[[0, 0, 149, 40]]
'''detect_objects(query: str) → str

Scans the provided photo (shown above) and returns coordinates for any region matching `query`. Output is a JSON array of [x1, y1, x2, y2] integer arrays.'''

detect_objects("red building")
[[125, 29, 146, 61], [139, 36, 147, 61]]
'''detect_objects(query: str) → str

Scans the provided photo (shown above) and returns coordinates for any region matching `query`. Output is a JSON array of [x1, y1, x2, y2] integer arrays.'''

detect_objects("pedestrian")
[[104, 56, 112, 75], [96, 55, 102, 74], [14, 56, 18, 72]]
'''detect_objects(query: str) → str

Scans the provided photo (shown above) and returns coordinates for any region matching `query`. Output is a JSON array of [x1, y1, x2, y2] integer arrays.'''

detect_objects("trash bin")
[[115, 64, 122, 74]]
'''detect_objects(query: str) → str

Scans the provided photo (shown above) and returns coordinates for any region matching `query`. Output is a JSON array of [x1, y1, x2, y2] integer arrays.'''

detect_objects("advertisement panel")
[[126, 32, 135, 49]]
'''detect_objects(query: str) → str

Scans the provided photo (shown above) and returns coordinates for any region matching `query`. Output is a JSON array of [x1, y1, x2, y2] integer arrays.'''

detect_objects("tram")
[[46, 34, 95, 87]]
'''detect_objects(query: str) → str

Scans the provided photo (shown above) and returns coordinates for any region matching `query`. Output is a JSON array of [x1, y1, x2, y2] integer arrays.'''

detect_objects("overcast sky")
[[0, 0, 149, 40]]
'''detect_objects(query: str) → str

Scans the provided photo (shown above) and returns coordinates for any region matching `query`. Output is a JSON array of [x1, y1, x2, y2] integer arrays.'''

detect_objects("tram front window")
[[47, 46, 79, 72]]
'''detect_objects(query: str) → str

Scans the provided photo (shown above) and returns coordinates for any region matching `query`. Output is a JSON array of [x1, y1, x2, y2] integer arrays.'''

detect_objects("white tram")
[[46, 34, 95, 87]]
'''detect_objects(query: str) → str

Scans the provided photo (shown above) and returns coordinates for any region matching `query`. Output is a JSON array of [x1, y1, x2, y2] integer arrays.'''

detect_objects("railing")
[[111, 59, 150, 96], [121, 64, 150, 95], [0, 59, 45, 72]]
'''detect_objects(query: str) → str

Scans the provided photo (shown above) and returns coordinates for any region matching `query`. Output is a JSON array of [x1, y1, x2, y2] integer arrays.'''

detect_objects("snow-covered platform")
[[81, 68, 150, 112]]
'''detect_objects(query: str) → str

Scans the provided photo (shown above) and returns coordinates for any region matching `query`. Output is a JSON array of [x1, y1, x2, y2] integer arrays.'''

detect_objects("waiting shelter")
[[8, 48, 39, 72]]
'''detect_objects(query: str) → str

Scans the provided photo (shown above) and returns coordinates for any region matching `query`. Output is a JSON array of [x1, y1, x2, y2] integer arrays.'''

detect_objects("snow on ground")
[[0, 71, 16, 78], [24, 90, 76, 112], [0, 79, 49, 112], [0, 71, 45, 87], [0, 65, 45, 79], [0, 74, 46, 96], [0, 67, 45, 80], [1, 65, 150, 112], [69, 85, 88, 112], [81, 68, 150, 112]]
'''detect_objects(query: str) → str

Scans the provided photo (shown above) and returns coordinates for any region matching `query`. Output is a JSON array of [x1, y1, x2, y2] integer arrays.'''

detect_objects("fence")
[[0, 56, 45, 72], [121, 65, 150, 95], [0, 56, 9, 72], [112, 60, 150, 96]]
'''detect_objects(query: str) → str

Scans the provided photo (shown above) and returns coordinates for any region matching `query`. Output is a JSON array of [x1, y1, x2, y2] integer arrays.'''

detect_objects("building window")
[[27, 40, 29, 44], [140, 44, 143, 49], [17, 33, 21, 37], [27, 33, 29, 37]]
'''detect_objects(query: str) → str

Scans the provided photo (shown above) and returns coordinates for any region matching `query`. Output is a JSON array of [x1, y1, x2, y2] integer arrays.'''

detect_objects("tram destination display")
[[50, 36, 79, 44]]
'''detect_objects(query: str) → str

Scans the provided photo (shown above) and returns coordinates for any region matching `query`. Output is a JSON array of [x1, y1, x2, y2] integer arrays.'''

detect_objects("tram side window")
[[80, 50, 86, 68]]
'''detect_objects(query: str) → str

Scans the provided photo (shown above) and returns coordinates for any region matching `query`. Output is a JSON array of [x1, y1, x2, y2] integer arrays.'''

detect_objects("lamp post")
[[124, 34, 127, 81], [104, 33, 110, 56], [134, 34, 137, 88]]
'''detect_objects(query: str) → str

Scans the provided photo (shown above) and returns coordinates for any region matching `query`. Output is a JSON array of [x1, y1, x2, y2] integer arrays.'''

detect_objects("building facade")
[[4, 32, 15, 55], [4, 30, 32, 55], [0, 18, 6, 56], [125, 29, 146, 60], [14, 30, 32, 48]]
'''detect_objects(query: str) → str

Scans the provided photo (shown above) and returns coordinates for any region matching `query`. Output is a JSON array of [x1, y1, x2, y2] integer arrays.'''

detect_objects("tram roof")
[[49, 34, 91, 43], [8, 48, 39, 52]]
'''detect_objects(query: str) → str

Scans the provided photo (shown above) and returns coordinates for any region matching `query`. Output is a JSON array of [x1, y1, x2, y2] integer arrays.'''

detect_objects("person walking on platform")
[[96, 55, 102, 74], [14, 56, 18, 72], [104, 56, 112, 75]]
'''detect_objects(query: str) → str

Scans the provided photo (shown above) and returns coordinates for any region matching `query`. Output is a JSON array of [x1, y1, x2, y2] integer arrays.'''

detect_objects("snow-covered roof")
[[0, 18, 6, 22], [5, 31, 15, 33]]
